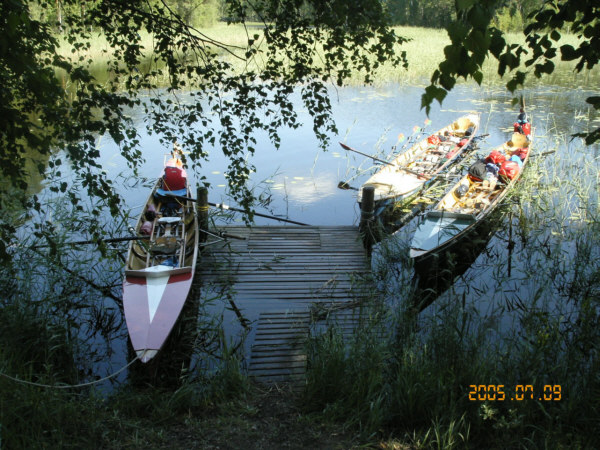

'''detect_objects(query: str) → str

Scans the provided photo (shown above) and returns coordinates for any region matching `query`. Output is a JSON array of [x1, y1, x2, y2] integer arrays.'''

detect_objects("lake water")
[[81, 80, 600, 386], [98, 82, 597, 227]]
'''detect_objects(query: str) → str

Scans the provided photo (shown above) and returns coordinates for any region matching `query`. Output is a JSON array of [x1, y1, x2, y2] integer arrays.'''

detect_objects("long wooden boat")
[[357, 113, 480, 204], [409, 125, 531, 264], [122, 154, 199, 363]]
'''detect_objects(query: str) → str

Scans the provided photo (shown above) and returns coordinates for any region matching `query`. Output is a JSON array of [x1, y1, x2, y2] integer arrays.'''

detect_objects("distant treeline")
[[383, 0, 545, 31], [29, 0, 222, 30], [31, 0, 545, 32]]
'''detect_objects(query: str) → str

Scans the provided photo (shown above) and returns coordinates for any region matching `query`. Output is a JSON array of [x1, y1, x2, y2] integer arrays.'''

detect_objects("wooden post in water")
[[197, 186, 209, 243], [359, 185, 376, 257]]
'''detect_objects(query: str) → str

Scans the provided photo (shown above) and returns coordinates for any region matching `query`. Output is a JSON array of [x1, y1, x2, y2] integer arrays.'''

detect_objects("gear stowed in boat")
[[122, 144, 199, 363], [356, 113, 480, 205], [409, 109, 532, 263]]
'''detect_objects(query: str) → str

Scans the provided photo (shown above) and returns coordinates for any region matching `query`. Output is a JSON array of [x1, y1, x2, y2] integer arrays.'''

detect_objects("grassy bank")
[[59, 24, 599, 90], [299, 133, 600, 448], [2, 20, 598, 450]]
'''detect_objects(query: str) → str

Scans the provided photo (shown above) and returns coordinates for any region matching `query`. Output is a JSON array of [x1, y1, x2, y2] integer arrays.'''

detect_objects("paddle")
[[389, 120, 431, 157], [337, 181, 358, 191], [339, 142, 395, 167], [166, 194, 310, 226], [31, 235, 150, 249], [30, 225, 249, 249], [339, 142, 430, 178], [201, 227, 247, 241], [531, 150, 555, 158], [473, 133, 490, 142]]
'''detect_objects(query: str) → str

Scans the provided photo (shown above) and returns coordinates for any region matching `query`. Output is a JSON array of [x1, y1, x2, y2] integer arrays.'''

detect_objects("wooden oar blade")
[[338, 181, 358, 191]]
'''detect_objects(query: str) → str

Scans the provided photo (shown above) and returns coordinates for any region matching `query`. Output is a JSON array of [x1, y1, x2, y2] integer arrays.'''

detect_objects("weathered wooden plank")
[[256, 316, 311, 322], [255, 318, 311, 324], [216, 276, 359, 284], [253, 323, 309, 331], [251, 338, 306, 346], [249, 355, 307, 365], [253, 324, 309, 329], [200, 225, 370, 387], [250, 347, 306, 356], [257, 313, 311, 320], [247, 308, 310, 384], [248, 374, 305, 383], [248, 366, 306, 375], [202, 268, 364, 274], [249, 359, 307, 368], [253, 330, 308, 337], [216, 284, 360, 292], [233, 290, 368, 297]]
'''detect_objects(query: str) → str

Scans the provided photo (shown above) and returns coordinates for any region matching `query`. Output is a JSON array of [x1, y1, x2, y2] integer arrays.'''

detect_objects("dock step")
[[248, 310, 311, 388]]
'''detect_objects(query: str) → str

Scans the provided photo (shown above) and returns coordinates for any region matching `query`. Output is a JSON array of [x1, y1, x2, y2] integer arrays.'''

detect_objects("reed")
[[0, 171, 253, 448], [301, 129, 600, 448], [57, 24, 599, 90]]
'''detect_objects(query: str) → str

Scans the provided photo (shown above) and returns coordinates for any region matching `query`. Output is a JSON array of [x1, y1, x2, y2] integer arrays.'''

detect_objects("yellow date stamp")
[[468, 384, 562, 401]]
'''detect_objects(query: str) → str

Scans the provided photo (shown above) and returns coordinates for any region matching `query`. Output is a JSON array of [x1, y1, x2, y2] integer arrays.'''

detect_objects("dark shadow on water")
[[410, 209, 505, 312]]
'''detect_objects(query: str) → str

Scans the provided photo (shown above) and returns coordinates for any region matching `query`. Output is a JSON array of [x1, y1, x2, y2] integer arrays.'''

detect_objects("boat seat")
[[150, 236, 180, 254], [429, 210, 476, 220], [157, 216, 182, 224]]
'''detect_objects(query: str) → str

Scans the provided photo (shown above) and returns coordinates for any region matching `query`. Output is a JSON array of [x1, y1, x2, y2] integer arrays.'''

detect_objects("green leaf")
[[422, 85, 448, 113], [467, 5, 490, 29], [506, 71, 526, 92], [447, 22, 469, 44], [560, 44, 578, 61], [489, 31, 506, 58], [586, 96, 600, 109]]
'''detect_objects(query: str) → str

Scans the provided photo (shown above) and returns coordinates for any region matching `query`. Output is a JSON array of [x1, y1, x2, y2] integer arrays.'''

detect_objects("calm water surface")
[[98, 82, 597, 225], [91, 81, 598, 383]]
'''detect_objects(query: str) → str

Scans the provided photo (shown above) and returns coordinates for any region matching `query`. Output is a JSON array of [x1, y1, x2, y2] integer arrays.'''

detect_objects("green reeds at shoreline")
[[300, 135, 600, 448], [58, 24, 599, 90]]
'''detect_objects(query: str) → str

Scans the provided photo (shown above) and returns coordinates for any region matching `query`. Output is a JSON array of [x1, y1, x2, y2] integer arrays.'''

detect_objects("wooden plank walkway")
[[248, 310, 310, 386], [198, 225, 371, 387]]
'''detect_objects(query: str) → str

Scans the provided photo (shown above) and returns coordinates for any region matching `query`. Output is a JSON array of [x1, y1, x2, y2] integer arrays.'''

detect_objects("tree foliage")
[[0, 0, 407, 262], [384, 0, 456, 28], [383, 0, 545, 30], [422, 0, 600, 144], [2, 0, 599, 264]]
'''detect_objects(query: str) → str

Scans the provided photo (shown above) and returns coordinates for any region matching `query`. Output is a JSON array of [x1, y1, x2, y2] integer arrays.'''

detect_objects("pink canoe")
[[122, 161, 198, 363]]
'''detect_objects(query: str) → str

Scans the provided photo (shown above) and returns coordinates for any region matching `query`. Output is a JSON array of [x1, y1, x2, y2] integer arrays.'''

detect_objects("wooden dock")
[[198, 225, 371, 387]]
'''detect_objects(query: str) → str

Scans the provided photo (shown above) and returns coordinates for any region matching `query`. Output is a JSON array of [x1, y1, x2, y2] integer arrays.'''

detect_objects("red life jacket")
[[427, 135, 441, 146], [498, 160, 520, 181], [514, 122, 532, 136], [512, 148, 528, 161], [486, 150, 506, 165], [163, 166, 186, 191]]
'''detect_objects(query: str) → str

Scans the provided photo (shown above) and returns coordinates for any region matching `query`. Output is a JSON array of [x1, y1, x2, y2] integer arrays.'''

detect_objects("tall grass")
[[57, 23, 599, 90], [301, 130, 600, 447], [0, 171, 251, 448]]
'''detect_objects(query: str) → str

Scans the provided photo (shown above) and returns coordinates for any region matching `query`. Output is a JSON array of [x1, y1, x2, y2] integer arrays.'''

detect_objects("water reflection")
[[410, 208, 504, 311], [22, 80, 600, 388]]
